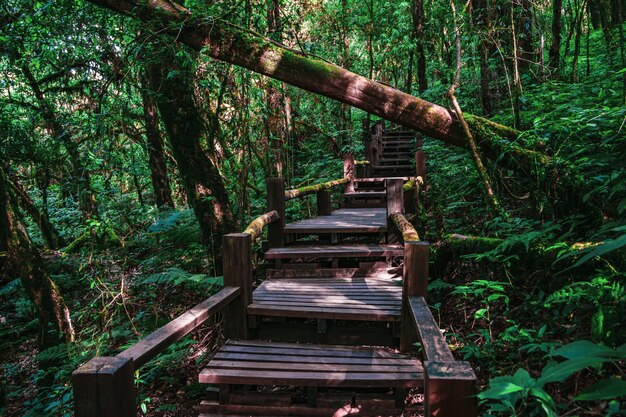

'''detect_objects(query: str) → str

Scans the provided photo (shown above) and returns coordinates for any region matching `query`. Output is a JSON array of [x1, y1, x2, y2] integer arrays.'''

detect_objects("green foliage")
[[479, 341, 626, 417]]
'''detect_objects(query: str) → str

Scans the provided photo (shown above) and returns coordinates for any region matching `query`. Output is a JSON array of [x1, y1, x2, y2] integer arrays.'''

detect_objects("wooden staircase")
[[196, 157, 476, 415], [72, 126, 476, 417]]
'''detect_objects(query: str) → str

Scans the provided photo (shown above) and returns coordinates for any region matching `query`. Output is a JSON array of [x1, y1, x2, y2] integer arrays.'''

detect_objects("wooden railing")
[[72, 287, 240, 417], [385, 176, 477, 417]]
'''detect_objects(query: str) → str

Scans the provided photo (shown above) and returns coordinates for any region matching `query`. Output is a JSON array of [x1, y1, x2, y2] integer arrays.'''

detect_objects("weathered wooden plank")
[[222, 233, 252, 340], [213, 351, 414, 366], [265, 244, 403, 259], [116, 286, 240, 367], [265, 268, 399, 279], [73, 356, 135, 417], [266, 178, 286, 247], [199, 401, 399, 416], [316, 190, 332, 216], [208, 360, 419, 373], [247, 304, 400, 321], [425, 361, 477, 417], [200, 369, 422, 387], [409, 297, 454, 362], [284, 208, 387, 234]]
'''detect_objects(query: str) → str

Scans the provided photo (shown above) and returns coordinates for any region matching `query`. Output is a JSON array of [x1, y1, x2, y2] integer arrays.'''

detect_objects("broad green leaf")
[[552, 340, 626, 360], [575, 379, 626, 401], [478, 382, 525, 399], [538, 358, 605, 385]]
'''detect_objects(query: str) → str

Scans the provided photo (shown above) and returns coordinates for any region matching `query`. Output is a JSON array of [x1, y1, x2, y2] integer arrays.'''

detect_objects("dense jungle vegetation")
[[1, 0, 625, 415]]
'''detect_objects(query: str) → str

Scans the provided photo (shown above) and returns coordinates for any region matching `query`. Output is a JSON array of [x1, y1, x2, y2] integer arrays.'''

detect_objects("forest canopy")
[[0, 0, 625, 415]]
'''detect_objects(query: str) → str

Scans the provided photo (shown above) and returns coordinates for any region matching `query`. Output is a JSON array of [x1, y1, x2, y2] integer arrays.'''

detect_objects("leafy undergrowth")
[[0, 208, 225, 417]]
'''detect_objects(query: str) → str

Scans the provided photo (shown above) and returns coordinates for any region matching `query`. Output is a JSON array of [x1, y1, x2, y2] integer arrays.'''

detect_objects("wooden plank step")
[[354, 177, 410, 182], [200, 401, 397, 416], [284, 208, 387, 234], [343, 191, 386, 199], [265, 244, 403, 259], [265, 267, 401, 279], [375, 164, 412, 169], [200, 340, 423, 387], [248, 277, 402, 321]]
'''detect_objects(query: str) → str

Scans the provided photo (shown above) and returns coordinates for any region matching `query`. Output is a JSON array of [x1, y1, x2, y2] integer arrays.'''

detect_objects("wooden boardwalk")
[[73, 122, 477, 417]]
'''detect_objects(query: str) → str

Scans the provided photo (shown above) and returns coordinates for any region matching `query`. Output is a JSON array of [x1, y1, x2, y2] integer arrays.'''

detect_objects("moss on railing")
[[284, 178, 348, 200]]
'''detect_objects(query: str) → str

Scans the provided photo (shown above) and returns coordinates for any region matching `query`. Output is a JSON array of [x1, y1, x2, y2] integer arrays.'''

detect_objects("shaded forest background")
[[0, 0, 625, 415]]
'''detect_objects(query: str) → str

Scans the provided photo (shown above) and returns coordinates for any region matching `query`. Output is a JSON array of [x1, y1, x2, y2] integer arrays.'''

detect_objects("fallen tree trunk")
[[84, 0, 549, 174]]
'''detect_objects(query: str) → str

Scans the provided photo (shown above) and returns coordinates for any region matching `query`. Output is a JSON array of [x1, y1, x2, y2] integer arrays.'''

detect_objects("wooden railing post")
[[316, 190, 332, 216], [385, 178, 403, 243], [362, 118, 372, 176], [400, 241, 429, 352], [372, 121, 383, 166], [266, 178, 285, 248], [343, 154, 355, 193], [425, 361, 477, 417], [223, 233, 252, 340], [73, 356, 135, 417], [416, 150, 426, 180]]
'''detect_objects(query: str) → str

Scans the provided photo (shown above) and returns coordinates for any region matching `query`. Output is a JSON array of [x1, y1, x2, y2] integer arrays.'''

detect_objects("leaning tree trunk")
[[145, 46, 237, 250], [0, 168, 74, 346], [84, 0, 550, 175], [7, 170, 65, 249]]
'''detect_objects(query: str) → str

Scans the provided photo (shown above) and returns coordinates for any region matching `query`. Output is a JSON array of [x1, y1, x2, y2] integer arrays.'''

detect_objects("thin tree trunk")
[[449, 0, 504, 215], [0, 168, 74, 346], [549, 0, 563, 74], [86, 0, 550, 175], [571, 0, 588, 81], [140, 72, 175, 209], [413, 0, 428, 92], [7, 170, 65, 249], [18, 63, 98, 220]]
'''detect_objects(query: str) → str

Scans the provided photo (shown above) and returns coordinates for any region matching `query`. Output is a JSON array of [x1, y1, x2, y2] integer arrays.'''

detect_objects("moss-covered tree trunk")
[[139, 72, 175, 209], [85, 0, 550, 175], [146, 45, 236, 250], [0, 168, 74, 346]]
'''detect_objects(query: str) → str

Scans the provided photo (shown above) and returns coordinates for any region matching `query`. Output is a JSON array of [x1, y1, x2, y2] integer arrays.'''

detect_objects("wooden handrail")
[[409, 296, 477, 417], [390, 212, 419, 242], [243, 210, 279, 240], [284, 177, 348, 201], [117, 286, 240, 367], [355, 160, 370, 165], [73, 286, 241, 417], [408, 296, 454, 362]]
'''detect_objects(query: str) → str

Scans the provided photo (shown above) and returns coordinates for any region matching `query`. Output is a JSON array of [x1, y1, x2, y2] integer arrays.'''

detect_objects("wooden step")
[[266, 266, 401, 279], [200, 340, 422, 387], [284, 208, 387, 235], [343, 191, 386, 199], [354, 177, 410, 182], [265, 244, 403, 260]]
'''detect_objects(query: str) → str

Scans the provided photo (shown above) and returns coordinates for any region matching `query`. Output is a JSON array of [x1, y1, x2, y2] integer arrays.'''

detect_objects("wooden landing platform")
[[200, 340, 422, 387], [284, 208, 387, 234], [248, 277, 402, 321], [265, 244, 403, 259]]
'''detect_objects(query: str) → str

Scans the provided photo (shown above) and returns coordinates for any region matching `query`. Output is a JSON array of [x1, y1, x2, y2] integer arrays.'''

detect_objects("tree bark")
[[7, 170, 65, 249], [84, 0, 550, 175], [139, 72, 175, 209], [18, 62, 98, 219], [145, 46, 237, 249], [549, 0, 563, 73], [412, 0, 428, 93], [0, 168, 74, 346]]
